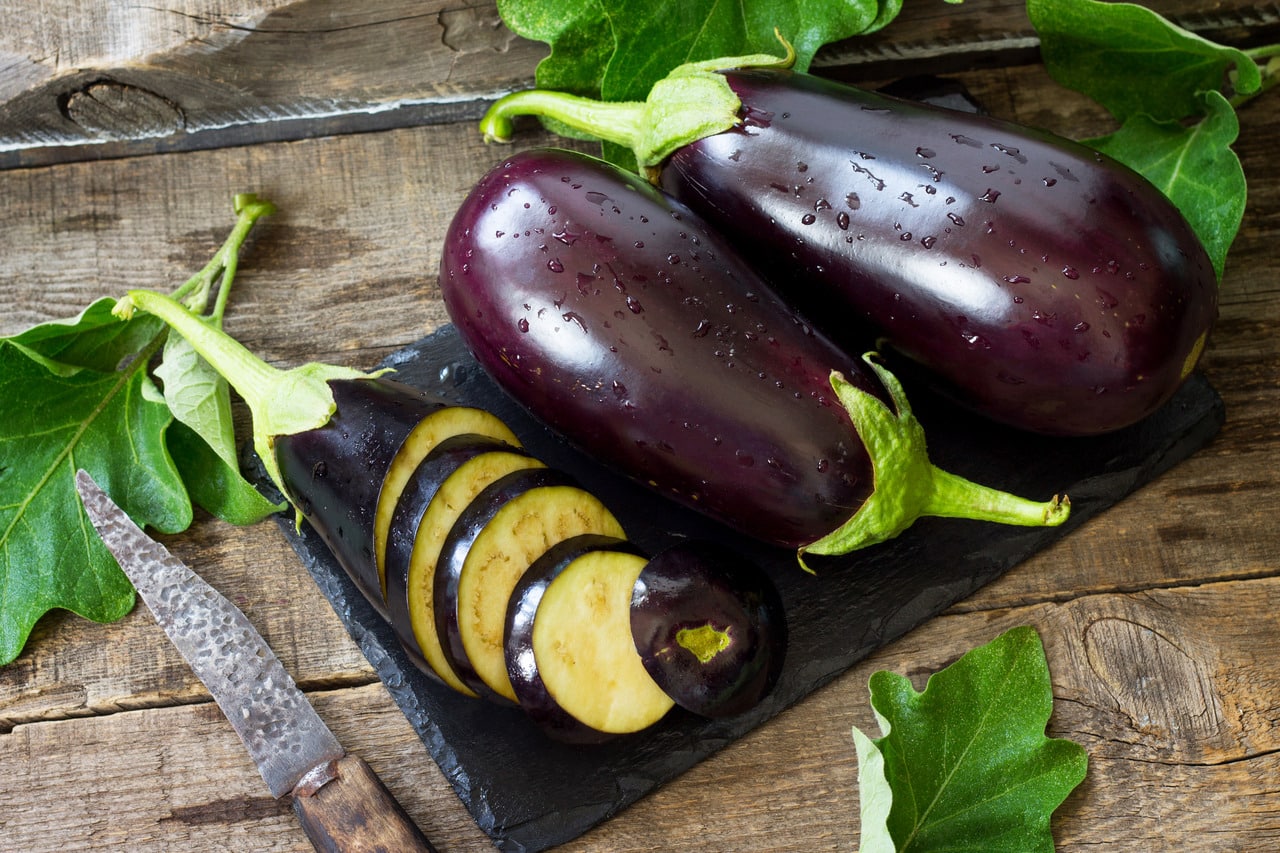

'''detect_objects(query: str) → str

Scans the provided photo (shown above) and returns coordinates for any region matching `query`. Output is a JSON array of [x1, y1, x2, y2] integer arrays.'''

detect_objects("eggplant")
[[403, 445, 547, 697], [515, 541, 676, 735], [479, 50, 1218, 436], [439, 147, 1068, 560], [433, 466, 627, 703], [118, 285, 793, 737], [372, 405, 520, 602], [273, 377, 447, 618], [631, 541, 786, 719], [383, 433, 523, 682], [506, 534, 646, 743]]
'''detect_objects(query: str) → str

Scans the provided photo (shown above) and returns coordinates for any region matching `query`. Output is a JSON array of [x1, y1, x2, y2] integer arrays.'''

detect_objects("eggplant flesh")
[[383, 434, 521, 678], [434, 467, 627, 702], [407, 447, 546, 697], [530, 547, 676, 734], [374, 405, 521, 601], [439, 147, 884, 549], [506, 534, 644, 743], [660, 69, 1218, 436]]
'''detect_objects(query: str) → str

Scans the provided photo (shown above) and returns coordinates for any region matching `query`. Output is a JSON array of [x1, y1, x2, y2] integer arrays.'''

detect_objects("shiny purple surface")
[[439, 148, 883, 548], [662, 70, 1218, 435]]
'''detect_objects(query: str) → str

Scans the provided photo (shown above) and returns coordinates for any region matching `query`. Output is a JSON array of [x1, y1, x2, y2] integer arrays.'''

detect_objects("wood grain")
[[3, 0, 1277, 167], [1, 3, 1278, 850]]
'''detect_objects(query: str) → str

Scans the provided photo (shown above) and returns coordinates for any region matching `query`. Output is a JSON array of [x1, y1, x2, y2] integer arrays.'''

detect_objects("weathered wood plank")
[[4, 581, 1278, 850], [3, 0, 1277, 168]]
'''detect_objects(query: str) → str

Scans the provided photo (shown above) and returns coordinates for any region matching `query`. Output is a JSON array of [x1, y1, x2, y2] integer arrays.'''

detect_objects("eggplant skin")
[[439, 147, 884, 549], [275, 378, 446, 617], [660, 69, 1219, 436], [631, 541, 786, 719]]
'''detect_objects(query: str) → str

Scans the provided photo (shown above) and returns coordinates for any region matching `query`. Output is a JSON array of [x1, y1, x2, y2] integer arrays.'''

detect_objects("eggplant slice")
[[436, 468, 626, 703], [532, 547, 675, 734]]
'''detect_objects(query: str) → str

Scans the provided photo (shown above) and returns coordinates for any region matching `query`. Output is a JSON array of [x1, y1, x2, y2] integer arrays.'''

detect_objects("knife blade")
[[75, 469, 436, 853]]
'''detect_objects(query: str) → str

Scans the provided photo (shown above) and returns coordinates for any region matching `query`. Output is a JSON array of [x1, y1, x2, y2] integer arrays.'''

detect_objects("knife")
[[75, 470, 437, 853]]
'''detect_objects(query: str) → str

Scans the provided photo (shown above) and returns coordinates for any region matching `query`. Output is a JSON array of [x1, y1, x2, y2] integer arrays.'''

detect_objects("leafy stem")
[[797, 356, 1069, 569], [170, 194, 277, 321], [113, 288, 368, 504]]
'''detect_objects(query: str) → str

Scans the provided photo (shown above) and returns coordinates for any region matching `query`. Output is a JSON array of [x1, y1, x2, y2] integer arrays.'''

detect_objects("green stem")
[[171, 194, 276, 319], [481, 91, 647, 148], [479, 40, 796, 174], [797, 356, 1069, 570], [925, 467, 1068, 526], [113, 286, 367, 501]]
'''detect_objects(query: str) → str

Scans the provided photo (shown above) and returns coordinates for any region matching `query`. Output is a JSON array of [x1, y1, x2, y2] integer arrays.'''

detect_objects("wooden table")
[[2, 1, 1277, 850]]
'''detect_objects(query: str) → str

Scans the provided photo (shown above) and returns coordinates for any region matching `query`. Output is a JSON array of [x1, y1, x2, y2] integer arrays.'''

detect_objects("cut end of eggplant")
[[631, 541, 787, 719]]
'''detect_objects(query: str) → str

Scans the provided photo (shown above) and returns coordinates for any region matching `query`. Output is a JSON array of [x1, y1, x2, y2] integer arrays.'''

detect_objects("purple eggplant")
[[631, 541, 786, 718], [439, 147, 1067, 560], [274, 377, 447, 618], [479, 51, 1218, 436]]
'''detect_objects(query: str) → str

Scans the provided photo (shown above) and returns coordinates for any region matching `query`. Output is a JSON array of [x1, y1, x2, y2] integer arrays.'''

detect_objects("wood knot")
[[59, 80, 184, 140], [1082, 615, 1225, 751]]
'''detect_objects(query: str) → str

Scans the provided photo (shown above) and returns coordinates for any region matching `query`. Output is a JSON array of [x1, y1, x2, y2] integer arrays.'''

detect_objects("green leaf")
[[497, 0, 903, 162], [0, 332, 191, 665], [1088, 90, 1245, 279], [0, 195, 277, 665], [168, 421, 282, 525], [853, 626, 1087, 852], [9, 297, 165, 373], [156, 318, 240, 470], [1028, 0, 1260, 124]]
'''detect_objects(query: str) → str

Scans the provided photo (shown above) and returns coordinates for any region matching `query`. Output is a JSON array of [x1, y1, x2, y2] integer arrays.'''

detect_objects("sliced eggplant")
[[408, 448, 546, 697], [506, 534, 644, 743], [373, 405, 521, 601], [435, 467, 626, 703], [274, 377, 447, 618], [383, 433, 520, 678], [531, 547, 675, 734], [631, 541, 787, 718]]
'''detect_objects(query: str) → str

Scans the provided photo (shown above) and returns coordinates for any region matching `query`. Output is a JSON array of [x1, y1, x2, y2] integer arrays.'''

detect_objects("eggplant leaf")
[[155, 318, 280, 523], [0, 197, 277, 665], [497, 0, 904, 163], [853, 626, 1087, 852], [0, 329, 190, 666], [1088, 90, 1245, 279], [168, 420, 282, 525], [1028, 0, 1260, 124]]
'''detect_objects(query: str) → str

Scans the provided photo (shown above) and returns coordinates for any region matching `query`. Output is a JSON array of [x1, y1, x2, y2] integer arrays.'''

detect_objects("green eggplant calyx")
[[797, 355, 1071, 570], [478, 33, 796, 176], [114, 288, 368, 501]]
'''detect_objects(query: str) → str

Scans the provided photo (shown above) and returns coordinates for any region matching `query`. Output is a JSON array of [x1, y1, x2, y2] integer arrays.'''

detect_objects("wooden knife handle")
[[291, 754, 437, 853]]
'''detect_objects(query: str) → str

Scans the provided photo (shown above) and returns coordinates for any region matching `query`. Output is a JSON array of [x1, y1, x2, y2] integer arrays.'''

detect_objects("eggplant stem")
[[797, 356, 1069, 569], [113, 288, 368, 502], [479, 40, 797, 175]]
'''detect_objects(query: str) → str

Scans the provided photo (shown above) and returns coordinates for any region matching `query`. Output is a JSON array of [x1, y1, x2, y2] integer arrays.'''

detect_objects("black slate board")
[[276, 323, 1224, 852]]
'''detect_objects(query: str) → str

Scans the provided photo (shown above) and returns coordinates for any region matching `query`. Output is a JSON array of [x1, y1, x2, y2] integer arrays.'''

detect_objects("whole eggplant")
[[439, 148, 1067, 559], [480, 52, 1218, 436]]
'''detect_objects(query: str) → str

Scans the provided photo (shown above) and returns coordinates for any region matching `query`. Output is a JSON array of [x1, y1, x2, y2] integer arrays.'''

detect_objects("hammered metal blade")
[[76, 470, 345, 798]]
